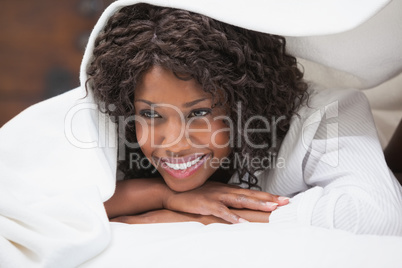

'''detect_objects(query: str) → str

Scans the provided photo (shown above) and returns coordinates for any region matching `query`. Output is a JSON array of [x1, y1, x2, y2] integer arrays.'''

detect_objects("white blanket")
[[1, 0, 402, 267], [82, 222, 402, 268]]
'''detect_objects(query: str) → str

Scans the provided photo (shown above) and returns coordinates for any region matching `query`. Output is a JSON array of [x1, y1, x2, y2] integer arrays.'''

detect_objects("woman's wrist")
[[131, 177, 174, 211], [105, 177, 173, 218], [161, 184, 175, 210]]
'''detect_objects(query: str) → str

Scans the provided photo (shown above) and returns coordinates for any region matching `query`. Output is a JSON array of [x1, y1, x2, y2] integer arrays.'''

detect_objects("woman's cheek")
[[135, 122, 151, 155], [135, 121, 144, 143], [211, 121, 231, 148]]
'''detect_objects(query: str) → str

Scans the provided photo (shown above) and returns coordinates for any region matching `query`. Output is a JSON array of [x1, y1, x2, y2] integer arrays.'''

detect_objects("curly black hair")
[[87, 3, 309, 189]]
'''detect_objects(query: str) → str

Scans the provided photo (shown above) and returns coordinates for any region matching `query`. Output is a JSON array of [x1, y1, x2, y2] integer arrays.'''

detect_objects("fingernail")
[[265, 202, 278, 209], [238, 218, 249, 223], [278, 196, 290, 202]]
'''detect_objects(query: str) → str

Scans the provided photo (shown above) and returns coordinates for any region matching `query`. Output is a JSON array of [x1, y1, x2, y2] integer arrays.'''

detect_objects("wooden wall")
[[0, 0, 114, 126]]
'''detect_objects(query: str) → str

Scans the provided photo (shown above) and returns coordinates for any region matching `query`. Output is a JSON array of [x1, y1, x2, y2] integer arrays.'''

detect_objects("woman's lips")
[[158, 153, 205, 165], [154, 154, 211, 179]]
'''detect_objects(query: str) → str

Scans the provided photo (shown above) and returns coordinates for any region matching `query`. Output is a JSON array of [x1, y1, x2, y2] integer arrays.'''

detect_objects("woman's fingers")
[[204, 181, 290, 206], [220, 193, 279, 212], [208, 203, 272, 224], [203, 202, 248, 224], [230, 209, 271, 223], [276, 196, 290, 205], [229, 188, 290, 206], [165, 181, 290, 223]]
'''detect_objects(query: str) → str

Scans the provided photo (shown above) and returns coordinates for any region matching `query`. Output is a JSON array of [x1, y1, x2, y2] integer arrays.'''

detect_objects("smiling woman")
[[93, 2, 402, 233], [88, 3, 308, 191], [96, 3, 302, 224], [102, 61, 289, 223]]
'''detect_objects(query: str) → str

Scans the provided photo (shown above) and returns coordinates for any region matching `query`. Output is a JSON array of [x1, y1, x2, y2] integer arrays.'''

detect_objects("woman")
[[85, 3, 402, 233]]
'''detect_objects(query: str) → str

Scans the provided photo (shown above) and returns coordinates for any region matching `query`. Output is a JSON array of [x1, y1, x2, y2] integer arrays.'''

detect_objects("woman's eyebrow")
[[134, 99, 154, 106], [183, 97, 208, 108], [134, 98, 209, 108]]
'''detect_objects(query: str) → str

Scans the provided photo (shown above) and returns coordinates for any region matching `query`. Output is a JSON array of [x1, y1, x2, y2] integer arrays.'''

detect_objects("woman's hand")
[[104, 178, 289, 224], [111, 208, 271, 225], [162, 181, 289, 224]]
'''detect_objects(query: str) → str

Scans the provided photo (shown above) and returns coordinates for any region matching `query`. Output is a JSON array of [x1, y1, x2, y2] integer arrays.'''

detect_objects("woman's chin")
[[164, 178, 203, 192]]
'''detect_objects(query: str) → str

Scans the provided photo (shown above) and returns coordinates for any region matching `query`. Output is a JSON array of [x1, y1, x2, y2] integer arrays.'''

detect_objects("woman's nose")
[[159, 118, 191, 152]]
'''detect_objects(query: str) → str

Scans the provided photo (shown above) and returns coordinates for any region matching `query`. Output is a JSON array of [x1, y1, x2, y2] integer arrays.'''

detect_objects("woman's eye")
[[189, 109, 211, 118], [140, 110, 161, 118]]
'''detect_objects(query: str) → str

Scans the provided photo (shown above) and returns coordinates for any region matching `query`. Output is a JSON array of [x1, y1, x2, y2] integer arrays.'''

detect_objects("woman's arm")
[[104, 178, 171, 219], [110, 208, 271, 225], [104, 178, 288, 223]]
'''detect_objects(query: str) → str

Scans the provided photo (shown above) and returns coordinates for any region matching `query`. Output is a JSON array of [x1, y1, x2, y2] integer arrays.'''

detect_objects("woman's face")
[[134, 66, 231, 192]]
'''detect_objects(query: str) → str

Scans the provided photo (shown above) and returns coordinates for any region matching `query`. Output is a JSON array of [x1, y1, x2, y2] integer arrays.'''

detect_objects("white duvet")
[[82, 222, 402, 268], [1, 0, 402, 267]]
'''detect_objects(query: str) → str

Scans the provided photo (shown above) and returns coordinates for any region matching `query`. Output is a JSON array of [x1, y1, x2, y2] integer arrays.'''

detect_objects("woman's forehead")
[[134, 66, 212, 104]]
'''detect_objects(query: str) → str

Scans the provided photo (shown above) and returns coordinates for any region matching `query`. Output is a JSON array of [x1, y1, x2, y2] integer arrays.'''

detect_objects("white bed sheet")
[[81, 222, 402, 268]]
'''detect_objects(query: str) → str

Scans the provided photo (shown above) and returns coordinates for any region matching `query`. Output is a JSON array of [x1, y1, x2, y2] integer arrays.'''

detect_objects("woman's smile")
[[153, 153, 212, 179]]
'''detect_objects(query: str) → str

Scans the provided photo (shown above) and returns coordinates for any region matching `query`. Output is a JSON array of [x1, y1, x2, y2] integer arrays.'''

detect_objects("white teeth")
[[165, 156, 203, 170]]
